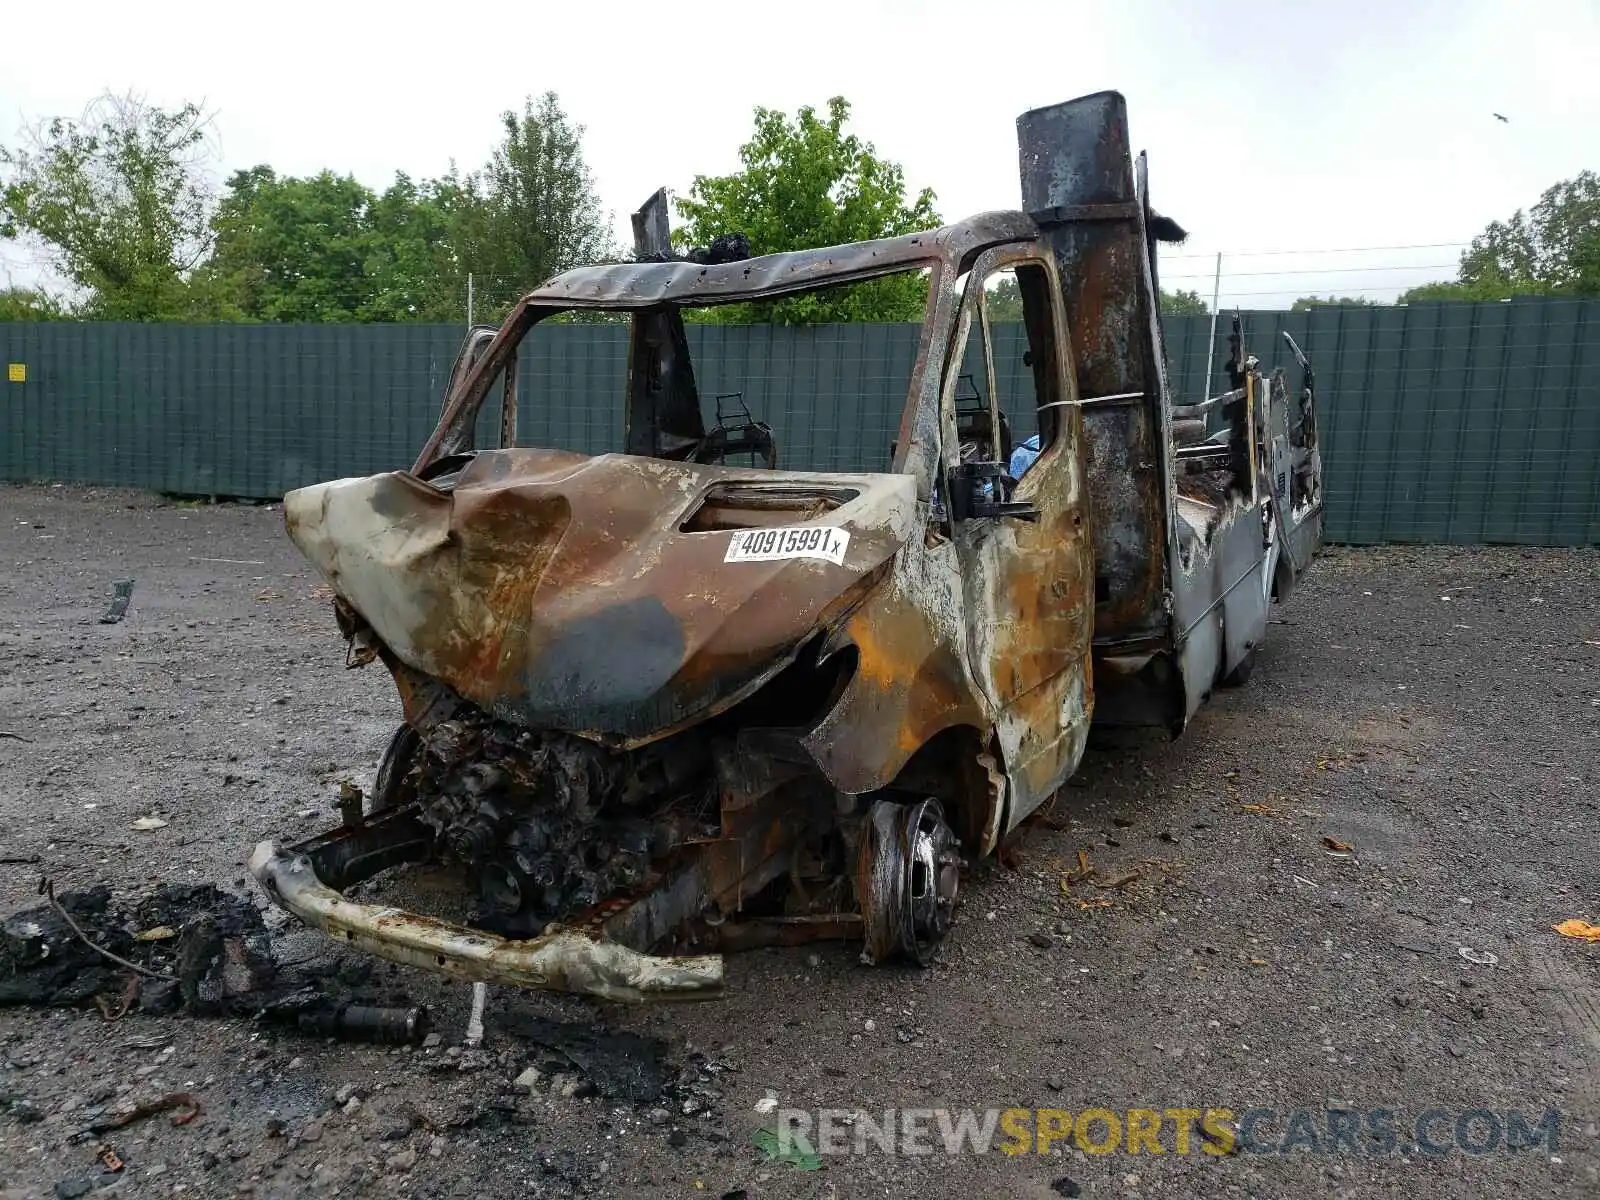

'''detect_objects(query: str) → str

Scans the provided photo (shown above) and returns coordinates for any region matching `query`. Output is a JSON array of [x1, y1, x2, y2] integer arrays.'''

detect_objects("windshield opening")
[[421, 268, 936, 478]]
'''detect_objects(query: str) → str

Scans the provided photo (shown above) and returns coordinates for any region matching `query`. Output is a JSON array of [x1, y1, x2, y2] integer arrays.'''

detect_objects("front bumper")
[[248, 808, 723, 1004]]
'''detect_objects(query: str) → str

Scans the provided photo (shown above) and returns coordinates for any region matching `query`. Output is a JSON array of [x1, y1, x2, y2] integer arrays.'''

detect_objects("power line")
[[1165, 263, 1462, 281], [1162, 241, 1473, 261], [1203, 286, 1464, 299]]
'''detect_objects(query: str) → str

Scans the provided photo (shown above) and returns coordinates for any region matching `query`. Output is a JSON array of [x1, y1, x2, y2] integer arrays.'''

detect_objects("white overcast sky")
[[3, 0, 1596, 309]]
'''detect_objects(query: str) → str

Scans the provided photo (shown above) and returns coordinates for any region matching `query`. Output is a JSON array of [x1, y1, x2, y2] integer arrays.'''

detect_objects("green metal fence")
[[2, 297, 1597, 545]]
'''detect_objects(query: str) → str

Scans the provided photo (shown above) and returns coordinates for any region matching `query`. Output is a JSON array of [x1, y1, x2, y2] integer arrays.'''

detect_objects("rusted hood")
[[284, 450, 916, 743]]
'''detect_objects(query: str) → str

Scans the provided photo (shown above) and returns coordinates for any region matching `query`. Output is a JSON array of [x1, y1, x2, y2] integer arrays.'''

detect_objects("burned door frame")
[[940, 245, 1096, 827], [1266, 332, 1326, 602]]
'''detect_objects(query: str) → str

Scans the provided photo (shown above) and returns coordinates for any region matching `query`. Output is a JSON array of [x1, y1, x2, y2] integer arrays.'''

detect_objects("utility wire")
[[1165, 263, 1462, 280], [1162, 241, 1473, 260]]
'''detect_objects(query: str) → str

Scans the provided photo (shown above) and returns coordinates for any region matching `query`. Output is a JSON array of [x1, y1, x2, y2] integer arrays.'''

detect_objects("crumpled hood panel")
[[284, 449, 915, 743]]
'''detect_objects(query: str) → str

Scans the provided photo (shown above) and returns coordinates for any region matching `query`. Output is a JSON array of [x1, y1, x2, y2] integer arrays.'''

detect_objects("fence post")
[[1200, 252, 1222, 402]]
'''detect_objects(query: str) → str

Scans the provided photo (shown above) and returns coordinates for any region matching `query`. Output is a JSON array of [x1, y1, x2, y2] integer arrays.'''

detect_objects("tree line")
[[1286, 172, 1599, 309], [0, 92, 619, 325], [2, 91, 1593, 325], [0, 92, 940, 326]]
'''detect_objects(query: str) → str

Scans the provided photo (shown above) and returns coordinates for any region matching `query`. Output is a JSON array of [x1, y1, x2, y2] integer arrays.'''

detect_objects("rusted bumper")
[[248, 831, 723, 1005]]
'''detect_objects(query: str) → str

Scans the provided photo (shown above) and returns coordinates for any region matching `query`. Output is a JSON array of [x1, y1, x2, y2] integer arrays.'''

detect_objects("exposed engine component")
[[398, 711, 713, 934], [858, 798, 962, 966]]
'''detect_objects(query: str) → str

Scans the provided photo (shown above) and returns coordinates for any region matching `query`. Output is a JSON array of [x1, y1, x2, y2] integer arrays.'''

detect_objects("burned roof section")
[[523, 211, 1041, 310]]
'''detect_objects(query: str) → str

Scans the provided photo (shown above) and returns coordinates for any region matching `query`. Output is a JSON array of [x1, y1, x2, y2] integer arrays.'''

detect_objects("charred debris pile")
[[1, 881, 426, 1042]]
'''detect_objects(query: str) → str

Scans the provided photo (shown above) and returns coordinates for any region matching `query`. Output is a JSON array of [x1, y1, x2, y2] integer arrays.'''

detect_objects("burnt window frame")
[[413, 266, 951, 480], [937, 246, 1073, 495]]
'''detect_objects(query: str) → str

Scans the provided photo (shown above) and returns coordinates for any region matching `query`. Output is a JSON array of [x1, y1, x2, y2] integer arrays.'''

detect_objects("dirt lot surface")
[[1, 482, 1597, 1200]]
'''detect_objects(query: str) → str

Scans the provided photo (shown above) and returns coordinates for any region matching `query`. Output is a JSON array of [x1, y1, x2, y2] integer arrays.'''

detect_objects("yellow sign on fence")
[[6, 363, 24, 383]]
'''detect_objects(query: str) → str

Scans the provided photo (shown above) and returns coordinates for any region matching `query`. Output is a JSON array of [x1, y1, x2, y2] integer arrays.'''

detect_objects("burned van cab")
[[252, 90, 1321, 1001]]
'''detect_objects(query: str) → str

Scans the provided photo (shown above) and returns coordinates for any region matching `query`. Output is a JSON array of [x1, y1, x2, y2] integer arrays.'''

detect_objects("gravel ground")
[[1, 482, 1597, 1200]]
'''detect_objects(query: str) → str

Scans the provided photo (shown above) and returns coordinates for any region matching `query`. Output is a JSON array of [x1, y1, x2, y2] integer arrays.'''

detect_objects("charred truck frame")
[[251, 92, 1324, 1002]]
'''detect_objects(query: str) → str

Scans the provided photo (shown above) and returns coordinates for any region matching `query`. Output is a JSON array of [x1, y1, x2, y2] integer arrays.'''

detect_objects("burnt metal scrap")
[[630, 188, 750, 267], [3, 882, 266, 1014], [255, 89, 1325, 1001], [2, 881, 429, 1041], [250, 823, 724, 1005], [99, 579, 134, 625]]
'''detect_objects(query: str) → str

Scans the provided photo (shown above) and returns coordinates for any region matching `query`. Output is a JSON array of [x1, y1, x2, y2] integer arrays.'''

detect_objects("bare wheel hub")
[[859, 798, 962, 966]]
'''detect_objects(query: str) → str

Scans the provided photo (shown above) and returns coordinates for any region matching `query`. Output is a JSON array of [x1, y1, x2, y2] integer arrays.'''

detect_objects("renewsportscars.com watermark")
[[768, 1106, 1563, 1158]]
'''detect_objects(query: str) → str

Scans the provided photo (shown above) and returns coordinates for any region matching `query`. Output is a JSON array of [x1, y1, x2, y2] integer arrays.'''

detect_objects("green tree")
[[0, 93, 216, 320], [363, 173, 464, 321], [984, 280, 1208, 322], [0, 286, 68, 320], [984, 275, 1022, 321], [674, 97, 939, 324], [1397, 279, 1504, 303], [1400, 170, 1599, 302], [1291, 294, 1376, 310], [1161, 288, 1208, 315], [447, 92, 614, 322], [201, 167, 465, 322], [204, 167, 377, 321]]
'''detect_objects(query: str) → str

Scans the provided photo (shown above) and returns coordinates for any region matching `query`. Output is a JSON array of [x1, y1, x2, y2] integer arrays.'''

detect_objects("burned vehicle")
[[251, 91, 1324, 1002]]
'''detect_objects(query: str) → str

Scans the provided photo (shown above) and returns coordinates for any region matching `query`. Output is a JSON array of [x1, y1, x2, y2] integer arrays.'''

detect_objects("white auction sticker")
[[724, 525, 850, 565]]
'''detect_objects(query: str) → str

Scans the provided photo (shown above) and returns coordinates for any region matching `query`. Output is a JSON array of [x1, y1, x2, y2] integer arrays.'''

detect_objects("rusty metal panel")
[[285, 455, 918, 746], [249, 836, 724, 1003], [1017, 92, 1174, 647]]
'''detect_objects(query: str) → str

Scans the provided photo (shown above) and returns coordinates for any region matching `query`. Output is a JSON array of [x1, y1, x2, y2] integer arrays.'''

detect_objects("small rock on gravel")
[[387, 1148, 417, 1173], [512, 1067, 541, 1094]]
